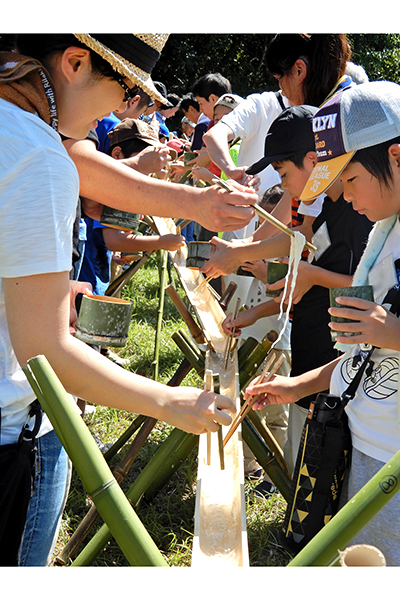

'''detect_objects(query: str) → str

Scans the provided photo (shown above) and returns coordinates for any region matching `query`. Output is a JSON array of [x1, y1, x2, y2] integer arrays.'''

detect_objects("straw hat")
[[73, 34, 169, 104]]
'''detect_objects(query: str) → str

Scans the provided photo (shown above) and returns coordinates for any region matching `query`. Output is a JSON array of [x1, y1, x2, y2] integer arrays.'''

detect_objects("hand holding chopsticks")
[[223, 352, 285, 447], [211, 176, 316, 253]]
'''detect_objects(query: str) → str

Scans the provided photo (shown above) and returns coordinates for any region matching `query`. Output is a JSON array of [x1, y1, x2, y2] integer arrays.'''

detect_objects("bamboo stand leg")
[[105, 251, 154, 298], [57, 357, 194, 564], [24, 357, 167, 567], [241, 418, 292, 502], [72, 428, 198, 566], [153, 250, 168, 381]]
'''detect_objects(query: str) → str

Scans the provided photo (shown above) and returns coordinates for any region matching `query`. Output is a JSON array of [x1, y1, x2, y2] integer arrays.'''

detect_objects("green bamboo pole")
[[23, 356, 167, 567], [242, 418, 292, 502], [288, 448, 400, 566], [57, 357, 195, 565], [72, 427, 197, 565], [153, 249, 168, 381]]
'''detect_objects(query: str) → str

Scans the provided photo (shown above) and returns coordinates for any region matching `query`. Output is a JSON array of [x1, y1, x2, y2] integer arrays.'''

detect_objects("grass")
[[53, 252, 293, 567]]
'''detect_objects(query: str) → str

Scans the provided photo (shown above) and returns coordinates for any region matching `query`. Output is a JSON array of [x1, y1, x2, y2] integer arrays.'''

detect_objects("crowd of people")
[[0, 32, 399, 567]]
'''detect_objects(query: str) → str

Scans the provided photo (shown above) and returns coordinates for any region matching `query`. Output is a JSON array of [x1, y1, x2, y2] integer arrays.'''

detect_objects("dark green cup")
[[329, 285, 374, 341]]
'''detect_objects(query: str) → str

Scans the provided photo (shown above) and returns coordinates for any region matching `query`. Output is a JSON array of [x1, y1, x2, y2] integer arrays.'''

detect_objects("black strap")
[[275, 91, 286, 111], [18, 399, 42, 448], [340, 286, 400, 410]]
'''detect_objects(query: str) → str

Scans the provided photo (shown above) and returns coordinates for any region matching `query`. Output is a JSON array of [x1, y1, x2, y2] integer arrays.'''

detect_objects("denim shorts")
[[19, 429, 71, 566]]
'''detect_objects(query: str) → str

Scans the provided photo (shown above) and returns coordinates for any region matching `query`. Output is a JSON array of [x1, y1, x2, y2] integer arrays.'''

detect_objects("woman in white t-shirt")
[[0, 34, 236, 566]]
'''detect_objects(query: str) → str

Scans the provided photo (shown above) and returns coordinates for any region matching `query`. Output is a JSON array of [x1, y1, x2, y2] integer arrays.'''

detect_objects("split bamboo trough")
[[152, 217, 249, 566]]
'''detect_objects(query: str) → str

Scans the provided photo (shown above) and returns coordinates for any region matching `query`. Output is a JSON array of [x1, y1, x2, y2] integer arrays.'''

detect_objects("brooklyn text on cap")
[[300, 80, 400, 201], [73, 34, 169, 104], [246, 105, 318, 176]]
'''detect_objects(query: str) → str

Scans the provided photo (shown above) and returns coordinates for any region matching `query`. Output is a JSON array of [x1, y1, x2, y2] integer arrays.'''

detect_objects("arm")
[[4, 271, 235, 434], [203, 121, 254, 186], [63, 138, 255, 233], [244, 357, 342, 409], [269, 260, 354, 306], [202, 214, 316, 280], [102, 229, 185, 253]]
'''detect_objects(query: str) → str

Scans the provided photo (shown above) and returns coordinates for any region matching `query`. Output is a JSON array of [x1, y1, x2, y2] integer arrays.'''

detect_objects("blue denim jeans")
[[19, 429, 71, 566]]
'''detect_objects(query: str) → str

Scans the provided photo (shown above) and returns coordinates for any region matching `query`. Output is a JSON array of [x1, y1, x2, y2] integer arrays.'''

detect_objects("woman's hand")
[[161, 386, 236, 435], [328, 296, 400, 351]]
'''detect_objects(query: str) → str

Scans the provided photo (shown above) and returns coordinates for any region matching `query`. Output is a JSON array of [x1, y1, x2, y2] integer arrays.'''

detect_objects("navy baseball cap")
[[246, 105, 318, 175]]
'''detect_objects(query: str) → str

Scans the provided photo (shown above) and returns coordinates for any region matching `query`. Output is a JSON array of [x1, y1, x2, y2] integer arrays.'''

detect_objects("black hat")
[[154, 81, 174, 108], [246, 105, 318, 175]]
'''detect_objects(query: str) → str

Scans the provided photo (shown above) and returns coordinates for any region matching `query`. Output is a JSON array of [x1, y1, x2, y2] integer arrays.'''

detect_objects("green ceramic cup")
[[329, 285, 374, 341], [75, 294, 133, 347], [265, 261, 289, 297], [183, 151, 198, 166]]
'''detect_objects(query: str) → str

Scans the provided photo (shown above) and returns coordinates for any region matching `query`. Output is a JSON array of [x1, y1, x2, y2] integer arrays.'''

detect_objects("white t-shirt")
[[220, 91, 288, 194], [330, 217, 400, 464], [0, 98, 78, 445]]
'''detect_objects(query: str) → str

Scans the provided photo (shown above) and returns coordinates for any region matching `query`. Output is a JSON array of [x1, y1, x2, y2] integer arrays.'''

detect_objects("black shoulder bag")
[[281, 289, 400, 554], [0, 399, 42, 566], [281, 347, 373, 554]]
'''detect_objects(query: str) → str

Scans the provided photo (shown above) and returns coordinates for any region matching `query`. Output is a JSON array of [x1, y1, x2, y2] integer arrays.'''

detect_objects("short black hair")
[[273, 151, 309, 170], [179, 93, 199, 113], [351, 136, 400, 188], [192, 73, 231, 101]]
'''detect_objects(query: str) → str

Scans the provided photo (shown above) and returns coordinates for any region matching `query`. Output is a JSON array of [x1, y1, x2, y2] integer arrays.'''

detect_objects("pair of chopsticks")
[[211, 177, 317, 253], [193, 274, 213, 293], [223, 351, 285, 447]]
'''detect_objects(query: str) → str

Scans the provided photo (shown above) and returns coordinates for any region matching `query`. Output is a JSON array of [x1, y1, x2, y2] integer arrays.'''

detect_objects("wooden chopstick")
[[204, 369, 213, 466], [223, 352, 276, 444], [223, 297, 240, 369], [193, 275, 213, 293], [223, 352, 285, 447]]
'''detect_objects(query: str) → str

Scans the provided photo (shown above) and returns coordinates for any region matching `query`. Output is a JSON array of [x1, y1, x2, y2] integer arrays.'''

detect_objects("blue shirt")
[[78, 218, 112, 296]]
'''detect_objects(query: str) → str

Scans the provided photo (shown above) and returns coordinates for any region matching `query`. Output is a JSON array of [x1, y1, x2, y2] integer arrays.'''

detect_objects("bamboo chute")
[[152, 216, 249, 565], [192, 349, 248, 566]]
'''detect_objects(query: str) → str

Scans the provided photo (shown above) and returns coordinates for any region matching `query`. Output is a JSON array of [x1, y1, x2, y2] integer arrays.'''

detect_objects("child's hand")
[[328, 296, 400, 351], [160, 233, 186, 252], [244, 373, 300, 409], [240, 259, 268, 282], [222, 307, 257, 336]]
